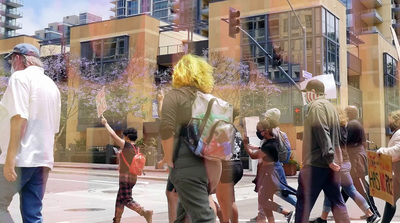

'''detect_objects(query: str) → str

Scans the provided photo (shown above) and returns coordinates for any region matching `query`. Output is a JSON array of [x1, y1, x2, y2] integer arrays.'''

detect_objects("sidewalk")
[[53, 162, 271, 178]]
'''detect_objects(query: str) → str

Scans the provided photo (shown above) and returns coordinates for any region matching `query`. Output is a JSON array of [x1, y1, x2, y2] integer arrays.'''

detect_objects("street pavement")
[[6, 162, 400, 223]]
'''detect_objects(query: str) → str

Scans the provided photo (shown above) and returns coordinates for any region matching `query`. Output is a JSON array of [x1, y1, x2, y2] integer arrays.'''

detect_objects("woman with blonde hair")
[[377, 109, 400, 223], [160, 54, 221, 223]]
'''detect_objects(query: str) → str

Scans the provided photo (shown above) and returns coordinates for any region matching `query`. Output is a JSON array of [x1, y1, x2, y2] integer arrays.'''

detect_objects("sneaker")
[[367, 214, 380, 223], [143, 210, 153, 223], [310, 217, 327, 223], [249, 216, 266, 222], [285, 211, 294, 223]]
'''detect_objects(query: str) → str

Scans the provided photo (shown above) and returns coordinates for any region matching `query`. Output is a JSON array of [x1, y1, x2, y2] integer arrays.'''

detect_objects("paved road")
[[6, 164, 400, 222]]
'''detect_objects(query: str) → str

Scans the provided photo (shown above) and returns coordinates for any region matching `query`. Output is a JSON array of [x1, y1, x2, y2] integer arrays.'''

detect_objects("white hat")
[[264, 108, 281, 122]]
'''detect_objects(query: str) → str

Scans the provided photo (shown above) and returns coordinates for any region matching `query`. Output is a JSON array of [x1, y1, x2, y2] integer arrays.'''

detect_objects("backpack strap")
[[120, 150, 130, 168], [130, 143, 139, 155], [120, 143, 137, 168], [198, 97, 217, 137]]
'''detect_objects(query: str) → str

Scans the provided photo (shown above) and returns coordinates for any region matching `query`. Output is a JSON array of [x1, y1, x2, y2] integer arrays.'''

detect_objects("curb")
[[53, 162, 295, 179]]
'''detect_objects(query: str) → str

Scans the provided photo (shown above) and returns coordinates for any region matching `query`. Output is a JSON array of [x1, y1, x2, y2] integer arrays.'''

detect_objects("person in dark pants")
[[294, 79, 350, 223], [310, 107, 380, 223], [101, 116, 153, 223], [0, 43, 61, 223], [377, 109, 400, 223], [160, 54, 221, 223], [344, 105, 380, 218]]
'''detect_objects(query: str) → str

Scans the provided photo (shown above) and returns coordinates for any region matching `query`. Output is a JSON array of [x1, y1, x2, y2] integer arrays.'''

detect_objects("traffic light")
[[272, 46, 282, 68], [229, 7, 240, 38], [293, 106, 303, 126]]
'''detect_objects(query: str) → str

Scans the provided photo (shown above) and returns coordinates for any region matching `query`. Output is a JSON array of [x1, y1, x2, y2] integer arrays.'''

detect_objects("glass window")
[[383, 53, 400, 133], [128, 0, 139, 15], [141, 0, 151, 13]]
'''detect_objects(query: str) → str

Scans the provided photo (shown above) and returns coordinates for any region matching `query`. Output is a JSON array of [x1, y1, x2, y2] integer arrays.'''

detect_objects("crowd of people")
[[0, 43, 399, 223]]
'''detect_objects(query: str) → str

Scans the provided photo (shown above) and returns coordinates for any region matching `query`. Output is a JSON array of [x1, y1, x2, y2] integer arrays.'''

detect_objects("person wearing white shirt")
[[377, 109, 400, 223], [0, 43, 61, 223]]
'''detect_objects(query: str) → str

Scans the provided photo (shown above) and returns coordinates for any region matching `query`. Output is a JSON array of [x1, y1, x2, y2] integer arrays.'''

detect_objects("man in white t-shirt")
[[0, 43, 61, 222]]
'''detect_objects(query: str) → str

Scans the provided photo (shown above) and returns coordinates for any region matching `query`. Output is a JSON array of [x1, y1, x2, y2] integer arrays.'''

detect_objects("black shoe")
[[367, 214, 380, 223], [310, 217, 327, 223]]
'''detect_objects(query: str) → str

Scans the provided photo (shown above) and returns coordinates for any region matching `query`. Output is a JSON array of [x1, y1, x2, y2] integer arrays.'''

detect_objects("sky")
[[20, 0, 114, 36]]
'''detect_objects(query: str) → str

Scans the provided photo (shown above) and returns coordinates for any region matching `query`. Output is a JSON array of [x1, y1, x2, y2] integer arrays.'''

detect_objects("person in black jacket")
[[244, 119, 294, 223]]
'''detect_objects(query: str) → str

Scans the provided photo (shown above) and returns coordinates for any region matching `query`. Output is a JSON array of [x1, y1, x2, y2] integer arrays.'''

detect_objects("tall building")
[[35, 13, 102, 42], [79, 12, 102, 25], [0, 0, 23, 39], [110, 0, 210, 36]]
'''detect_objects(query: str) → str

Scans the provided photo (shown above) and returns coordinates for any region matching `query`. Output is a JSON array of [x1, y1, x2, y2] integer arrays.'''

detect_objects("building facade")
[[35, 13, 102, 42], [110, 0, 210, 36], [0, 0, 23, 39], [208, 0, 400, 161]]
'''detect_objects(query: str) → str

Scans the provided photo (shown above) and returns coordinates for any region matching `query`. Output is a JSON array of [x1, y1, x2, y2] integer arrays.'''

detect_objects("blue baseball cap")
[[4, 43, 40, 59]]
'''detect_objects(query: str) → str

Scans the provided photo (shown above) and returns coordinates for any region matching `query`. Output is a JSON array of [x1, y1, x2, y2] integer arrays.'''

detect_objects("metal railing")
[[6, 9, 22, 17], [5, 20, 22, 28], [6, 0, 23, 6], [159, 44, 185, 55]]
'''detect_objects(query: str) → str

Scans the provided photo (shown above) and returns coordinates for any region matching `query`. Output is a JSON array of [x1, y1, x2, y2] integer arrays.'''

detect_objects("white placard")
[[300, 74, 337, 105], [302, 70, 312, 80]]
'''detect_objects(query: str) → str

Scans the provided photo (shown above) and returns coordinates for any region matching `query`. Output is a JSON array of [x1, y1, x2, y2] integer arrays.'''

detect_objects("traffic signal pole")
[[221, 18, 301, 91]]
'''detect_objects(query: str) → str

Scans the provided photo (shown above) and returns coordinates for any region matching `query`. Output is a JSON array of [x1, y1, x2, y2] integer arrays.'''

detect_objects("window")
[[141, 0, 151, 13], [81, 36, 129, 76], [128, 0, 139, 15], [321, 8, 340, 82], [383, 53, 400, 133]]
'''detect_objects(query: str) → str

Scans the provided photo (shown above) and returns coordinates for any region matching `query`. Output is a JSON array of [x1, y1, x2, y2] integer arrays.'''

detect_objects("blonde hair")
[[257, 119, 278, 132], [336, 107, 348, 127], [172, 54, 214, 93], [389, 109, 400, 129], [345, 105, 358, 120]]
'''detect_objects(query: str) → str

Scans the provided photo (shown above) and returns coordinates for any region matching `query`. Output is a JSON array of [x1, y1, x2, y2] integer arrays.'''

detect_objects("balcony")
[[360, 0, 382, 9], [360, 9, 382, 25], [110, 0, 117, 3], [201, 7, 209, 16], [347, 52, 362, 76], [157, 40, 208, 66], [5, 20, 22, 29], [392, 21, 400, 34], [5, 0, 23, 8], [110, 7, 116, 12], [5, 9, 22, 19], [361, 26, 378, 34], [393, 4, 400, 15]]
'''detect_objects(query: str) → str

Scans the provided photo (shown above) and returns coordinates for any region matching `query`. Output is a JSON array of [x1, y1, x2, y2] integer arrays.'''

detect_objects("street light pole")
[[286, 0, 307, 71]]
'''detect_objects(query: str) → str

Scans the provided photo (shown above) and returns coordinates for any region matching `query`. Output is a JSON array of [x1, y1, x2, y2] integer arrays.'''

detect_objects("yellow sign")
[[368, 151, 394, 205]]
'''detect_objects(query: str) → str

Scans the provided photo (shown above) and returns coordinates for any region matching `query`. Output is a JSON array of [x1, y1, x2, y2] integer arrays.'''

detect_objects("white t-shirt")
[[0, 66, 61, 169]]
